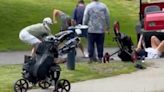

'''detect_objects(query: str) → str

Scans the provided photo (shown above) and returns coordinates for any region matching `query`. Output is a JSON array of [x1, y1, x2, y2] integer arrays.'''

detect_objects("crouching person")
[[19, 17, 53, 56]]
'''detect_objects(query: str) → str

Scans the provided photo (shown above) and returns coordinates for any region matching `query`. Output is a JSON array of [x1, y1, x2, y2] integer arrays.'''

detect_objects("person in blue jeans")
[[83, 0, 110, 63]]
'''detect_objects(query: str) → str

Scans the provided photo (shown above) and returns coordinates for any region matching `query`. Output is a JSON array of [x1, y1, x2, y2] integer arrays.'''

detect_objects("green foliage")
[[0, 0, 139, 51], [0, 61, 136, 92]]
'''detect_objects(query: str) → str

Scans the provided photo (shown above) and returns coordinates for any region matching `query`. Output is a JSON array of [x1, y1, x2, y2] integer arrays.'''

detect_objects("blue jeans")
[[88, 33, 104, 59]]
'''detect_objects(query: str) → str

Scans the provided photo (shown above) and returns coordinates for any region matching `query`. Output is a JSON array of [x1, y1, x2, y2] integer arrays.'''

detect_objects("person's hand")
[[105, 28, 110, 35], [105, 31, 110, 35]]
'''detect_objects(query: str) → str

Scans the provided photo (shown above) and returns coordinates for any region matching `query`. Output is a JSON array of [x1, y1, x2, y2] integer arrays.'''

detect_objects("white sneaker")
[[84, 52, 89, 58]]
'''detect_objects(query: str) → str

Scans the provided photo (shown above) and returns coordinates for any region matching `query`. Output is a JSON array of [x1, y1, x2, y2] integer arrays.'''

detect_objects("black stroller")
[[13, 30, 81, 92], [110, 21, 135, 62]]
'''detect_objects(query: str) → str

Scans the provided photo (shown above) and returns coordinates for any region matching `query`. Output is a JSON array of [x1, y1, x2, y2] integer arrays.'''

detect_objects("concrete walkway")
[[1, 48, 164, 92], [0, 48, 119, 65], [0, 51, 30, 65], [70, 59, 164, 92], [28, 58, 164, 92]]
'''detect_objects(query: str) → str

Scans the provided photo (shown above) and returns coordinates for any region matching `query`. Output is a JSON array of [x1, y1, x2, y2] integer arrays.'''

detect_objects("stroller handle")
[[113, 21, 120, 36]]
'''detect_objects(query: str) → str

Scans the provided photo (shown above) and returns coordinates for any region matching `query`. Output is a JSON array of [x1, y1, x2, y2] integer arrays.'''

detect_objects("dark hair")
[[76, 0, 85, 7], [78, 0, 84, 4]]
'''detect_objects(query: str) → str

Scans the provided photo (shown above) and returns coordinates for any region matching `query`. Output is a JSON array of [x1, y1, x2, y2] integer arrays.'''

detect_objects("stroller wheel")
[[56, 79, 71, 92], [38, 79, 51, 89], [14, 79, 29, 92]]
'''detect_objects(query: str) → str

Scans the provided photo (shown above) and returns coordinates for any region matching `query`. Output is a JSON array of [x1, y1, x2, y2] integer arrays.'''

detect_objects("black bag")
[[36, 41, 58, 58], [118, 50, 132, 62], [33, 54, 54, 80], [119, 33, 133, 51], [24, 41, 56, 80], [35, 41, 50, 55], [117, 33, 133, 62], [23, 55, 37, 83]]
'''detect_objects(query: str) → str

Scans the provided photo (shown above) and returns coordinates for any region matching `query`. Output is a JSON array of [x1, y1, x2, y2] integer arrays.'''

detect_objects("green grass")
[[0, 0, 139, 51], [0, 61, 136, 92]]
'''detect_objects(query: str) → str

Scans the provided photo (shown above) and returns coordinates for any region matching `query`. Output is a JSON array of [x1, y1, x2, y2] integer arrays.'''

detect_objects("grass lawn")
[[0, 0, 139, 51], [0, 61, 136, 92]]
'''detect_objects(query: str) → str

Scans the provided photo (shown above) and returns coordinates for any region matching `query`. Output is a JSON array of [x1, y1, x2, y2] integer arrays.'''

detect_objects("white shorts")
[[19, 29, 41, 45], [145, 48, 161, 59]]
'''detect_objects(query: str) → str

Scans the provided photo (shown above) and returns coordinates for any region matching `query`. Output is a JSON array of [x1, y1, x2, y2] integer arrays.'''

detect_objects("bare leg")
[[135, 34, 143, 52], [31, 43, 40, 56], [156, 40, 164, 52], [31, 47, 35, 56], [54, 57, 66, 64], [151, 36, 161, 49], [78, 43, 85, 57]]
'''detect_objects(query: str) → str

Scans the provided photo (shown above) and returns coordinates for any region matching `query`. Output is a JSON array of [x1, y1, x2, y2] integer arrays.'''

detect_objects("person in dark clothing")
[[73, 0, 85, 25], [72, 0, 88, 57]]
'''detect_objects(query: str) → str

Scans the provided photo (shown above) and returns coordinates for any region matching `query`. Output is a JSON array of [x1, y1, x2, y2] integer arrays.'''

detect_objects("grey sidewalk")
[[1, 48, 164, 92], [28, 58, 164, 92], [0, 48, 119, 65], [0, 51, 30, 65]]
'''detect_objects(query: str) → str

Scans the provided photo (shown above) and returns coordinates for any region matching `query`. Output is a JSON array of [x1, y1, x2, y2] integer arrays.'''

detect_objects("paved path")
[[28, 58, 164, 92], [0, 51, 30, 65], [0, 48, 119, 65], [1, 49, 164, 92], [70, 59, 164, 92]]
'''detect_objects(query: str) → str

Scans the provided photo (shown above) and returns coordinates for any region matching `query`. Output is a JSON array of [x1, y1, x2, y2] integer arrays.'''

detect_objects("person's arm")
[[72, 8, 77, 24], [53, 9, 60, 23], [47, 30, 53, 36], [136, 34, 143, 52], [82, 5, 89, 25], [68, 9, 76, 26]]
